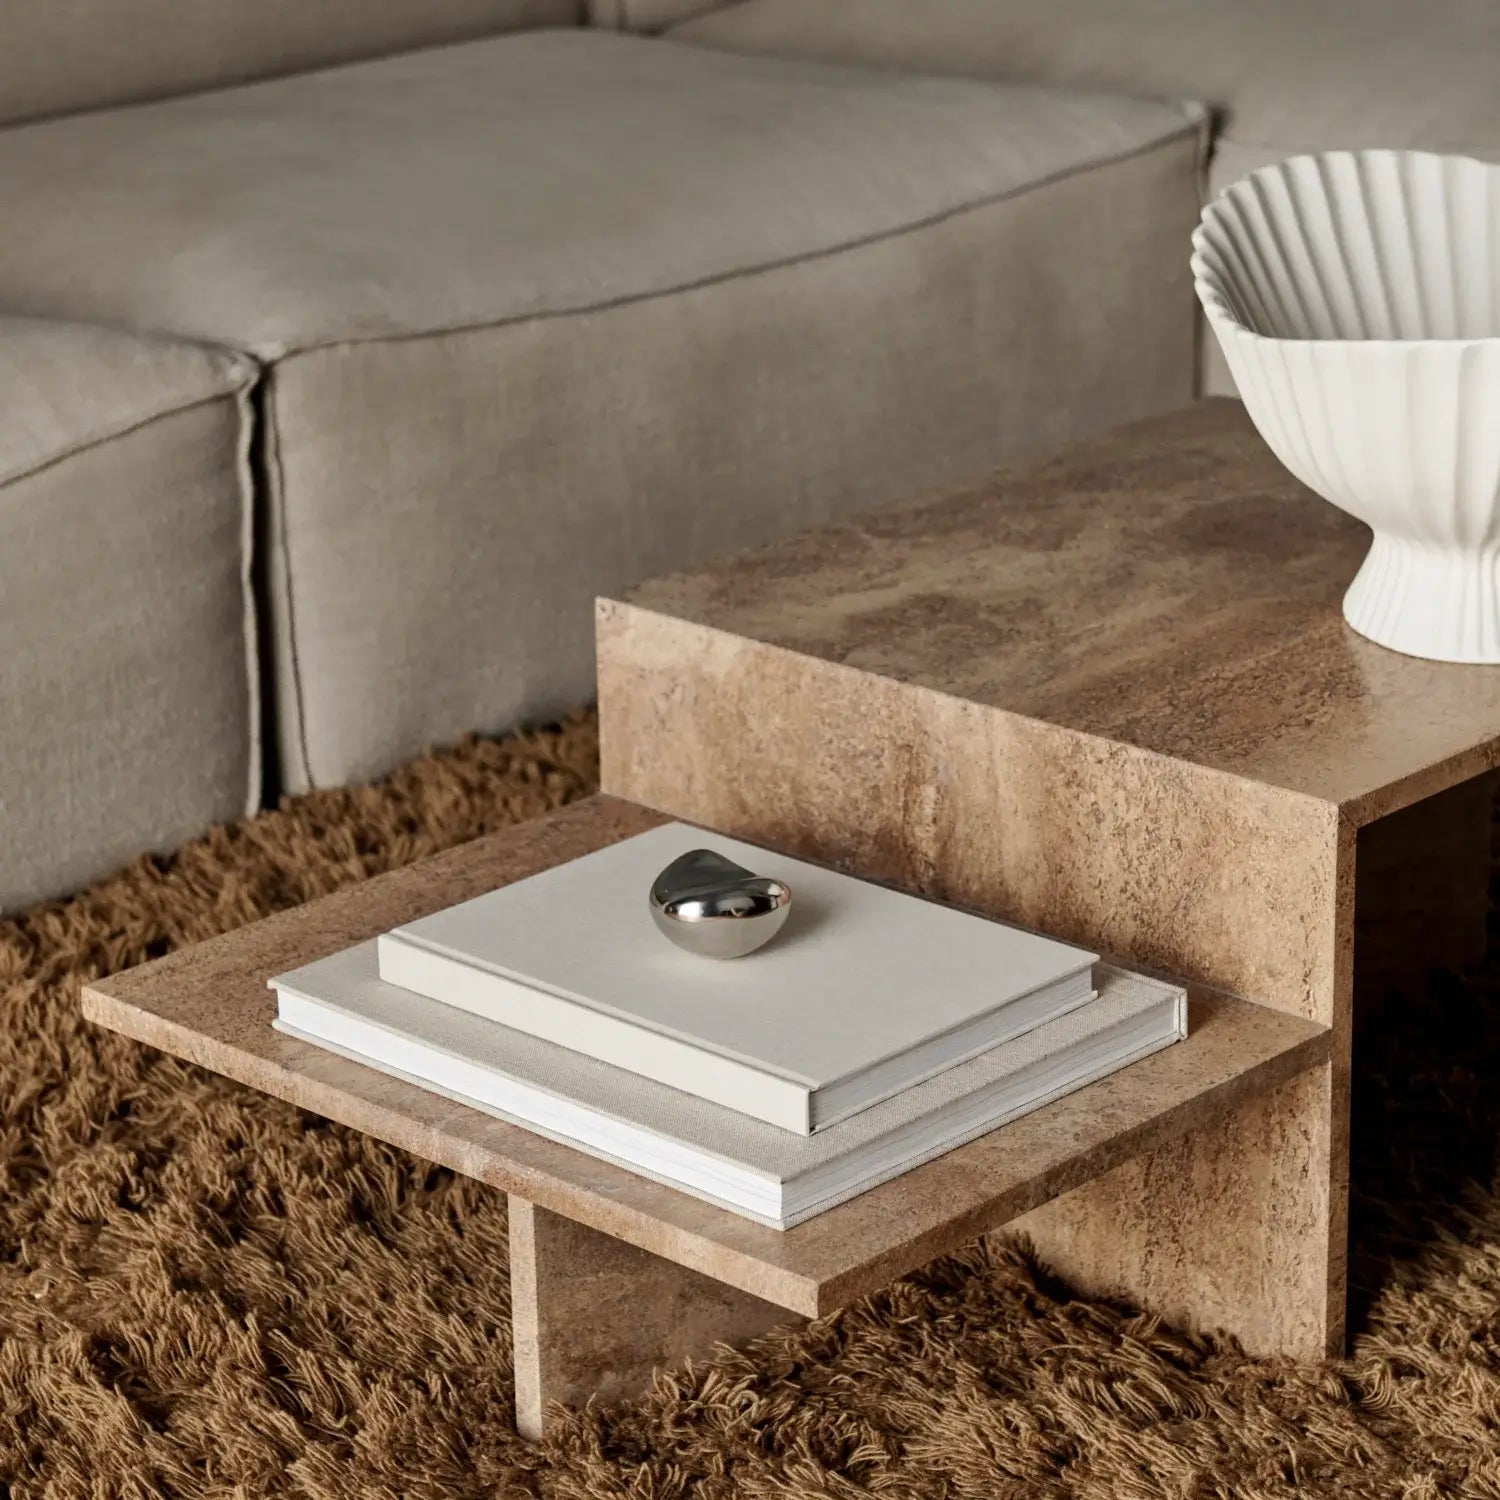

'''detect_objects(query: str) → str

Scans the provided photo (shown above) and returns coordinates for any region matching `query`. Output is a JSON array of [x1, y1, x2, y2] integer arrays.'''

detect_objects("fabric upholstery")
[[0, 31, 1203, 790], [0, 0, 577, 128], [0, 320, 259, 912], [0, 31, 1202, 359], [672, 0, 1500, 169], [671, 2, 1499, 398]]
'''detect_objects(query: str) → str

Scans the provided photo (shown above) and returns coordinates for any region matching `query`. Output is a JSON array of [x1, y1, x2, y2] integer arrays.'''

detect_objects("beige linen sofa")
[[0, 1, 1492, 913]]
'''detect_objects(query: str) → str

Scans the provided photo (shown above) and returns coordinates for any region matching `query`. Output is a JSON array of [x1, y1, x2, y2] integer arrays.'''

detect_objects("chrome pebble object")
[[649, 848, 792, 959]]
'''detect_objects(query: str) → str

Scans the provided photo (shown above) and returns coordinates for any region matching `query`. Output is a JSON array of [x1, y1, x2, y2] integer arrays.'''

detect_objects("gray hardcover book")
[[377, 823, 1100, 1133], [273, 943, 1186, 1229]]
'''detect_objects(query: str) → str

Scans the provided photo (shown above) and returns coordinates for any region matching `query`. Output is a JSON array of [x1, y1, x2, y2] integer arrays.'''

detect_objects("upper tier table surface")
[[619, 401, 1500, 820]]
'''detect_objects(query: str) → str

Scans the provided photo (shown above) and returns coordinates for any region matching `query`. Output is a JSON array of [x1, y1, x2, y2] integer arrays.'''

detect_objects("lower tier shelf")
[[83, 795, 1331, 1318]]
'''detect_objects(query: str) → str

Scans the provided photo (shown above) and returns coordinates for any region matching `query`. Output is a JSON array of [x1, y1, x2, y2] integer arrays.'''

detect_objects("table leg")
[[1014, 1058, 1345, 1357], [1013, 773, 1493, 1358], [507, 1195, 797, 1439]]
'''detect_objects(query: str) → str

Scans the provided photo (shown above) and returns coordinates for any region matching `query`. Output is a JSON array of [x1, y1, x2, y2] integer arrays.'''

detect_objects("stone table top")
[[618, 401, 1500, 822]]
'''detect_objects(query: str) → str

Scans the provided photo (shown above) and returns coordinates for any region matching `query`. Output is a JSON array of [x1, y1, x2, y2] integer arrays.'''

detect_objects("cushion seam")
[[257, 115, 1204, 360], [230, 380, 263, 819], [263, 373, 315, 792], [0, 378, 256, 490]]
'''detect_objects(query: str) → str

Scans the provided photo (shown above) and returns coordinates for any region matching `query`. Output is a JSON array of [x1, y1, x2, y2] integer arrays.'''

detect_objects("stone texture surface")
[[1020, 1062, 1344, 1356], [611, 400, 1500, 820], [508, 1197, 795, 1440], [82, 403, 1500, 1409], [599, 608, 1347, 1018], [598, 400, 1500, 1361], [82, 795, 1326, 1320], [599, 615, 1353, 1356]]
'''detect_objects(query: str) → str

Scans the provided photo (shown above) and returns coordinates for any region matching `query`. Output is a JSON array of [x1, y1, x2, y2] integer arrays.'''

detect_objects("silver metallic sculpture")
[[649, 848, 792, 959]]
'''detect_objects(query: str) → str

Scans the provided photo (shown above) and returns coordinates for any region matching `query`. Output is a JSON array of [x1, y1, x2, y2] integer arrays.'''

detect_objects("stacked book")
[[271, 824, 1186, 1229]]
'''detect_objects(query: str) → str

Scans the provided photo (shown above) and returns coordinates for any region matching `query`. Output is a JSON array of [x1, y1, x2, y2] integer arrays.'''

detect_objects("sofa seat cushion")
[[0, 29, 1204, 792], [0, 28, 1199, 357], [0, 319, 258, 911]]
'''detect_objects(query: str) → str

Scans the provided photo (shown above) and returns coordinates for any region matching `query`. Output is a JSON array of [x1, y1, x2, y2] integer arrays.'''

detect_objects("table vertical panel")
[[599, 602, 1351, 1357]]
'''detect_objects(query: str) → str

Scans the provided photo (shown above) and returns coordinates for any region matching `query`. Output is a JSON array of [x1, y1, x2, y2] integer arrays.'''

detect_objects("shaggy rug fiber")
[[2, 713, 1498, 1498]]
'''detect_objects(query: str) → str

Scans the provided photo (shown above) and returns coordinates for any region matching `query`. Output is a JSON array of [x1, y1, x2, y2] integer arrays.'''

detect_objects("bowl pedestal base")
[[1344, 533, 1500, 664]]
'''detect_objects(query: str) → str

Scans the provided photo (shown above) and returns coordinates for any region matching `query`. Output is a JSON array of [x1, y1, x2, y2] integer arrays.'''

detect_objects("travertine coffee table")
[[85, 401, 1496, 1436], [598, 399, 1500, 1364]]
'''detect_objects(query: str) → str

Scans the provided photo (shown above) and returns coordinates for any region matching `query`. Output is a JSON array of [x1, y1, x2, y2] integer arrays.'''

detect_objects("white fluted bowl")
[[1193, 150, 1500, 663]]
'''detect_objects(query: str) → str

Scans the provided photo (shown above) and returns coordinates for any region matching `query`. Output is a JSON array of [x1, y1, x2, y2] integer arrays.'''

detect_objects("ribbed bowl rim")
[[1192, 148, 1500, 353]]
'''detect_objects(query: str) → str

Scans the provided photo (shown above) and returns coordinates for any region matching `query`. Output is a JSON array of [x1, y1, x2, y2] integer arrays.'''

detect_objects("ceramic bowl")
[[1192, 150, 1500, 663]]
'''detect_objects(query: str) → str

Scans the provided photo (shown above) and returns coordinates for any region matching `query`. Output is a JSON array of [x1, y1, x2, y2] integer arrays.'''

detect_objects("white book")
[[273, 943, 1187, 1229], [377, 823, 1099, 1134]]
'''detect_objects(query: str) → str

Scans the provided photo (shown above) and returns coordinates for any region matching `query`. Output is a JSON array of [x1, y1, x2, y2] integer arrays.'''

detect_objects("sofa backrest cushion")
[[671, 0, 1500, 166], [0, 0, 580, 127], [672, 0, 1498, 402]]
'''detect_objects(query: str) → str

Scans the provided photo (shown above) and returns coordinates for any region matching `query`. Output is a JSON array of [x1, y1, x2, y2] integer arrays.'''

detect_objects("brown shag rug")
[[2, 713, 1498, 1498]]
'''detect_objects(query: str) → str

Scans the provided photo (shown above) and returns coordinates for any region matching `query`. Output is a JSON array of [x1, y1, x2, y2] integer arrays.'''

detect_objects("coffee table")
[[598, 398, 1500, 1367], [84, 400, 1496, 1436]]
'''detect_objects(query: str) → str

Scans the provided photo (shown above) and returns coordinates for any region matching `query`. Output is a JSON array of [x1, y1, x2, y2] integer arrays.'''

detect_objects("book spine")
[[374, 933, 813, 1134]]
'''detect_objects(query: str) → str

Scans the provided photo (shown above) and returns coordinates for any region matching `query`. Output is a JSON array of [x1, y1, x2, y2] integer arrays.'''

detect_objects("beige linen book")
[[377, 823, 1099, 1134], [273, 943, 1186, 1229]]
